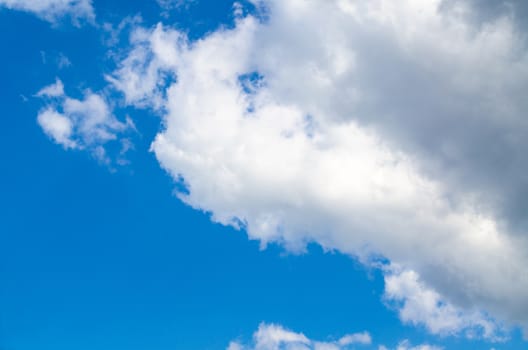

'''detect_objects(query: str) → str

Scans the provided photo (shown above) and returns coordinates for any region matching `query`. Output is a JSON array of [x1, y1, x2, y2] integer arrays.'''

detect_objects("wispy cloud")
[[383, 266, 507, 341], [228, 323, 372, 350], [0, 0, 95, 25], [227, 323, 438, 350], [36, 79, 134, 165]]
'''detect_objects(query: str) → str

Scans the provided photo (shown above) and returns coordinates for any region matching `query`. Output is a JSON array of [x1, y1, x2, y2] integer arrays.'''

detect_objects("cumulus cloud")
[[383, 266, 506, 340], [106, 0, 528, 338], [227, 323, 372, 350], [0, 0, 94, 24], [36, 79, 132, 161]]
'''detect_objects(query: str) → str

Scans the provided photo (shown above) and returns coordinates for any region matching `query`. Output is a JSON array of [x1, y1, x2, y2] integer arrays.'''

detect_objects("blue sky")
[[1, 1, 528, 349]]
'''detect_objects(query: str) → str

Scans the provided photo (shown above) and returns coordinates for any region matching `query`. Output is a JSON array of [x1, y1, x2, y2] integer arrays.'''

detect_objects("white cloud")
[[37, 79, 130, 160], [383, 266, 506, 340], [57, 53, 72, 68], [39, 51, 72, 69], [228, 323, 441, 350], [338, 332, 372, 346], [156, 0, 194, 11], [228, 323, 372, 350], [107, 0, 528, 338], [0, 0, 94, 24], [37, 78, 64, 97], [37, 108, 76, 149], [395, 340, 442, 350], [105, 23, 185, 109]]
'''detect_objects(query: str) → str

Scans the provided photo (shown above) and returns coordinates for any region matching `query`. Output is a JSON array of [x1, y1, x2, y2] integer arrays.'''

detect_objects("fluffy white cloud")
[[37, 108, 76, 149], [105, 23, 184, 109], [227, 323, 372, 350], [37, 79, 131, 160], [383, 266, 505, 340], [0, 0, 94, 24], [107, 0, 528, 338]]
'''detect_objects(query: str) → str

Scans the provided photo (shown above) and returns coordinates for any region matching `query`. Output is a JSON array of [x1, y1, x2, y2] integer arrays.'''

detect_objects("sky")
[[1, 0, 528, 349]]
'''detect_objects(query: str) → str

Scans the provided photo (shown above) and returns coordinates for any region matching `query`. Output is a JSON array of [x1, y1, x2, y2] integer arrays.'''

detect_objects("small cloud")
[[156, 0, 195, 19], [37, 108, 77, 149], [116, 138, 135, 166], [36, 79, 135, 167], [36, 78, 64, 98], [338, 332, 372, 346], [395, 339, 442, 350], [102, 15, 143, 48], [0, 0, 95, 25], [156, 0, 195, 11], [40, 51, 72, 69], [227, 323, 372, 350], [57, 53, 72, 69]]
